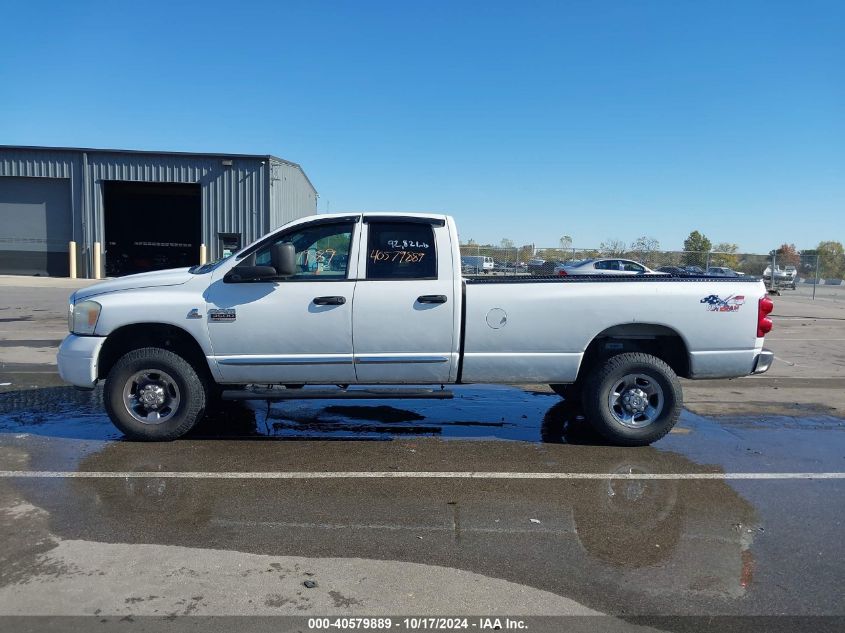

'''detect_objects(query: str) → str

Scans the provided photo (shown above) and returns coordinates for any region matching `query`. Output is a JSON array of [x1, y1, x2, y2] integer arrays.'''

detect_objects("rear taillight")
[[757, 296, 774, 338], [557, 269, 567, 276]]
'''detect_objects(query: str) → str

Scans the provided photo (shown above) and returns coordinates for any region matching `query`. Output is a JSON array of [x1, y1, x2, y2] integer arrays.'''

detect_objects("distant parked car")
[[683, 266, 706, 275], [527, 258, 557, 275], [783, 265, 797, 288], [492, 260, 518, 273], [555, 258, 666, 276], [656, 266, 692, 276], [763, 265, 797, 289], [706, 267, 741, 277]]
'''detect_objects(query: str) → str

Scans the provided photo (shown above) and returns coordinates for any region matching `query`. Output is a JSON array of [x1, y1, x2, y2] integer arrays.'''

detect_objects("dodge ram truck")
[[58, 213, 774, 445]]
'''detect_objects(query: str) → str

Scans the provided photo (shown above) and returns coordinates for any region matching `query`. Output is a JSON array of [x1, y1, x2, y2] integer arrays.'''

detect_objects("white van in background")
[[461, 255, 494, 274]]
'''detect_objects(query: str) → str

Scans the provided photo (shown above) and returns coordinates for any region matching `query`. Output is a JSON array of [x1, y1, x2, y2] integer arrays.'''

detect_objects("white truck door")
[[352, 217, 457, 383], [205, 218, 360, 384]]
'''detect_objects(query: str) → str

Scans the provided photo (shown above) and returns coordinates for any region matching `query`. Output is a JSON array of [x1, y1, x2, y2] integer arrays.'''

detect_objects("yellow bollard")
[[199, 243, 207, 265], [68, 241, 77, 279], [93, 242, 101, 279]]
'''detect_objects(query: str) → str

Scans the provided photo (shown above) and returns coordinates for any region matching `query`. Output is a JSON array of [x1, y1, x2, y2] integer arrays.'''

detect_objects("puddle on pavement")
[[1, 382, 844, 471], [0, 383, 594, 442], [1, 436, 768, 613], [2, 383, 845, 615]]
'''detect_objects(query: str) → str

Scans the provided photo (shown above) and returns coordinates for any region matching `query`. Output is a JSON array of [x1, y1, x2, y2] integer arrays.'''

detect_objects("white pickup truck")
[[58, 213, 774, 446]]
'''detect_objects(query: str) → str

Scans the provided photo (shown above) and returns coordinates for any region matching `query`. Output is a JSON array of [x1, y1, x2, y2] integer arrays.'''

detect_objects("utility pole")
[[769, 249, 777, 294]]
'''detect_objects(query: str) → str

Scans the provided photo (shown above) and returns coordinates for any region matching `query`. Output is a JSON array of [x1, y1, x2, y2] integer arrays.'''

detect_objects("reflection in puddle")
[[0, 383, 772, 613], [4, 439, 760, 609]]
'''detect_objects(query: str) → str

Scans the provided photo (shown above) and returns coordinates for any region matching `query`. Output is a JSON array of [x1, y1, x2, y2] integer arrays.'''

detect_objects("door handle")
[[417, 294, 448, 304], [313, 296, 346, 306]]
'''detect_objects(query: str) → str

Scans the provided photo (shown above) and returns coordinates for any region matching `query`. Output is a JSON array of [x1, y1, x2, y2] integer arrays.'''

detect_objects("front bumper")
[[57, 334, 107, 389], [751, 348, 775, 374]]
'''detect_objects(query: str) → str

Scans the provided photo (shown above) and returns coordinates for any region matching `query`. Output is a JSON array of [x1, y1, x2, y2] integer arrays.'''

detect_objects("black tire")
[[582, 352, 682, 446], [549, 383, 582, 403], [104, 347, 208, 441]]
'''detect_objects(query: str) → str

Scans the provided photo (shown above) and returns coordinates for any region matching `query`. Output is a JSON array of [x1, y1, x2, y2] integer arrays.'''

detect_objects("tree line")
[[682, 231, 845, 277], [461, 232, 845, 278]]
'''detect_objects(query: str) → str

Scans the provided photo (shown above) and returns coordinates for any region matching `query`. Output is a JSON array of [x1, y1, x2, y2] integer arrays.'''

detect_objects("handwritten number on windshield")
[[370, 250, 426, 264], [386, 239, 429, 249]]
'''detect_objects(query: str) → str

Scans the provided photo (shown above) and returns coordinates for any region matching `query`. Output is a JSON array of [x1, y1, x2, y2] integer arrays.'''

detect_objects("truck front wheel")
[[104, 347, 208, 441], [582, 353, 681, 446]]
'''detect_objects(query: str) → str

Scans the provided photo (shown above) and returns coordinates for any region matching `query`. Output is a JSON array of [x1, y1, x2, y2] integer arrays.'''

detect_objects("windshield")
[[188, 222, 294, 274], [189, 256, 234, 274]]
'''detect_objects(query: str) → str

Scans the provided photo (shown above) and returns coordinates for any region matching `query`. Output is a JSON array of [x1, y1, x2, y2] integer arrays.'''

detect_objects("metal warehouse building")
[[0, 145, 317, 278]]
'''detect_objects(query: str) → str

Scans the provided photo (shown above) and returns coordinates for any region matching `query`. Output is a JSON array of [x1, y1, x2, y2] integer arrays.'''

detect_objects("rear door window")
[[366, 222, 437, 279], [621, 261, 645, 273]]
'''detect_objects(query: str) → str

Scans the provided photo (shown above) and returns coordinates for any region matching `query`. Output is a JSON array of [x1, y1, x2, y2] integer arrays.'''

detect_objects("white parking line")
[[211, 518, 575, 534], [0, 470, 843, 480], [772, 338, 845, 343]]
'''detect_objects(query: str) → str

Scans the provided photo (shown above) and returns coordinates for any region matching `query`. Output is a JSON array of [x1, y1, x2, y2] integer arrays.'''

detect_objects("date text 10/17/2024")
[[307, 617, 528, 630]]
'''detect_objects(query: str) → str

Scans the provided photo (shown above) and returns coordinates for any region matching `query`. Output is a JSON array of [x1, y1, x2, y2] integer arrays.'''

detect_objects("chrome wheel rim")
[[608, 373, 664, 429], [122, 369, 181, 425]]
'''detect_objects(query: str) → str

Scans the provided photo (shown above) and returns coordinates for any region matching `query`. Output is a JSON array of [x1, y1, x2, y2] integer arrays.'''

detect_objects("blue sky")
[[1, 0, 842, 252]]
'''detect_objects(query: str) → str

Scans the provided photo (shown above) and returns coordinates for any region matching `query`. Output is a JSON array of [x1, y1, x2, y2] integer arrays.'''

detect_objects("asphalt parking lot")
[[1, 276, 844, 630]]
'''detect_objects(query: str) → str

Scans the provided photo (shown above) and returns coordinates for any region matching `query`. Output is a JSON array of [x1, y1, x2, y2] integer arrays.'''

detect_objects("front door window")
[[254, 222, 354, 279]]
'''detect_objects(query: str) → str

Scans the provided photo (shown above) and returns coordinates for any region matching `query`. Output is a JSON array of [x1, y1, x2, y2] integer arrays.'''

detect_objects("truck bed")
[[463, 274, 762, 284], [460, 274, 766, 384]]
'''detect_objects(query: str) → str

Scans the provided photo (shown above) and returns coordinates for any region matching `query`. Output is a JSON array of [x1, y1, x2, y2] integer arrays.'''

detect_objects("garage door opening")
[[103, 181, 201, 276]]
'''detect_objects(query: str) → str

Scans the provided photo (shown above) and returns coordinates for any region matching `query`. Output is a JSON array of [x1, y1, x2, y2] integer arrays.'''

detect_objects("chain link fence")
[[458, 244, 845, 299]]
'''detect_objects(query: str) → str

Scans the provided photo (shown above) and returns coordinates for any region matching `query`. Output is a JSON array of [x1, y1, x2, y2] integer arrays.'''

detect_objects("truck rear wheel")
[[582, 353, 681, 446], [104, 347, 207, 441]]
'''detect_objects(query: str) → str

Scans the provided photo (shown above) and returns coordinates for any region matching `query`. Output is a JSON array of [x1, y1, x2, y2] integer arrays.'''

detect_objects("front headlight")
[[71, 300, 102, 335]]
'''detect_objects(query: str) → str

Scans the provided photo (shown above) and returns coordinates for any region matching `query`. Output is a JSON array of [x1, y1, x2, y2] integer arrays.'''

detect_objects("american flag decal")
[[701, 294, 745, 312]]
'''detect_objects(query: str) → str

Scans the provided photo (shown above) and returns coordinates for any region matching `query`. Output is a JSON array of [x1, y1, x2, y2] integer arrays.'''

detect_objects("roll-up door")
[[0, 176, 72, 276]]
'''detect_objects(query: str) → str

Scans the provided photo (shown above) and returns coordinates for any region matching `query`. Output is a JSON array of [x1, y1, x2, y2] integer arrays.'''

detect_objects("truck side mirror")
[[223, 265, 278, 283], [271, 242, 297, 277]]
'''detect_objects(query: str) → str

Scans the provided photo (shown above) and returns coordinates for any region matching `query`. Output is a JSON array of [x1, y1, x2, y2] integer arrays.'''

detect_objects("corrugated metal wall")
[[269, 158, 319, 230], [0, 147, 318, 275], [0, 148, 77, 179]]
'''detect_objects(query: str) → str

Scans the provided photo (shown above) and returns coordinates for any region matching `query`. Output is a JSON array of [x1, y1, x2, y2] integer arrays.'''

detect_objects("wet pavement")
[[0, 382, 844, 627]]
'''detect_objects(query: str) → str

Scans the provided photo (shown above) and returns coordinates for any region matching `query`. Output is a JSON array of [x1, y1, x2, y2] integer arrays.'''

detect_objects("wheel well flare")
[[579, 324, 690, 380], [97, 324, 209, 380]]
